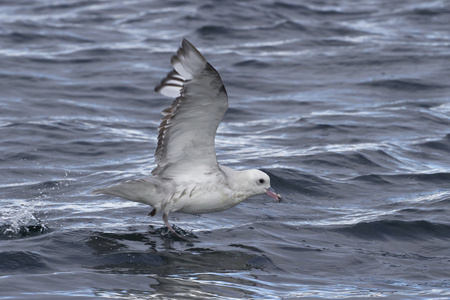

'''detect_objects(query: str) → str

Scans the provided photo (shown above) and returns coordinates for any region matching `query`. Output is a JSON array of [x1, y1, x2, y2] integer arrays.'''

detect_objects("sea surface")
[[1, 0, 449, 299]]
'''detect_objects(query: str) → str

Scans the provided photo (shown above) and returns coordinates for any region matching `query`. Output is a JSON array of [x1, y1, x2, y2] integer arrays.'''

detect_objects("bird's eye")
[[259, 179, 265, 184]]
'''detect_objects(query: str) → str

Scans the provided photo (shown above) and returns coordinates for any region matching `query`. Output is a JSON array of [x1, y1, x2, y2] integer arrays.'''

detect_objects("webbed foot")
[[162, 213, 193, 243]]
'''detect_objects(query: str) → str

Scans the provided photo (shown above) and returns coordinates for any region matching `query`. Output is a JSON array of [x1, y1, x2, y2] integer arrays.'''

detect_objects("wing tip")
[[170, 55, 180, 66], [180, 38, 207, 63], [155, 39, 207, 96]]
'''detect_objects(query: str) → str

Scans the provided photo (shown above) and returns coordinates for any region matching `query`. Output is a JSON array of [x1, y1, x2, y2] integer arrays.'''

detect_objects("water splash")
[[0, 202, 49, 238]]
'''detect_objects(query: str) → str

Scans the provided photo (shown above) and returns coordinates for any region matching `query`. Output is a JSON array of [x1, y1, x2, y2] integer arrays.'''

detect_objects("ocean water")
[[1, 0, 450, 299]]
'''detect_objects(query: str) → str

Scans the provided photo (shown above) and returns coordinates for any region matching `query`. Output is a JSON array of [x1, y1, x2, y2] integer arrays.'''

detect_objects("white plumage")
[[92, 39, 281, 238]]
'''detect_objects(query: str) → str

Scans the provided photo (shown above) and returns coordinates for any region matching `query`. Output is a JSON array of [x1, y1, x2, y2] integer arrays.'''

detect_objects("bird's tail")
[[92, 177, 161, 211]]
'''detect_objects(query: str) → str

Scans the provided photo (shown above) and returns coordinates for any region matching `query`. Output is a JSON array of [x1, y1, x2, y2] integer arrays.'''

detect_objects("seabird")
[[92, 39, 281, 238]]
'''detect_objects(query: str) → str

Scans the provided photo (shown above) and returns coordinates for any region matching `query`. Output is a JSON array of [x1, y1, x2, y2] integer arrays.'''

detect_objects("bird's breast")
[[167, 184, 245, 214]]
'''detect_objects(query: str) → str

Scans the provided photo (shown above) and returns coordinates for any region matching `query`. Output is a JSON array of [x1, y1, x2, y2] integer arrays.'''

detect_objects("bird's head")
[[240, 169, 282, 202]]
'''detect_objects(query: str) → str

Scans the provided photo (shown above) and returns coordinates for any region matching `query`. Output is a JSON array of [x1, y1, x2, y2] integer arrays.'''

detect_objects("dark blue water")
[[1, 0, 449, 299]]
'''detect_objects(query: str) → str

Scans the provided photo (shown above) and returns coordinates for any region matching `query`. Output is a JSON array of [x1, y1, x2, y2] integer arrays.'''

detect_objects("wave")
[[0, 251, 51, 273], [416, 134, 450, 153], [352, 172, 450, 185], [334, 220, 450, 240], [268, 1, 372, 16], [262, 168, 350, 199], [358, 79, 445, 91]]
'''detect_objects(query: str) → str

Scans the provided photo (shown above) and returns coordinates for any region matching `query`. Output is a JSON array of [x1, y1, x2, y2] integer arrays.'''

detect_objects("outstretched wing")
[[152, 39, 228, 180]]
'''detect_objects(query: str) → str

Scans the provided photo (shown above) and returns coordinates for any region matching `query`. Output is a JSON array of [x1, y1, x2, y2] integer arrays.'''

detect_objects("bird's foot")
[[162, 213, 195, 243]]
